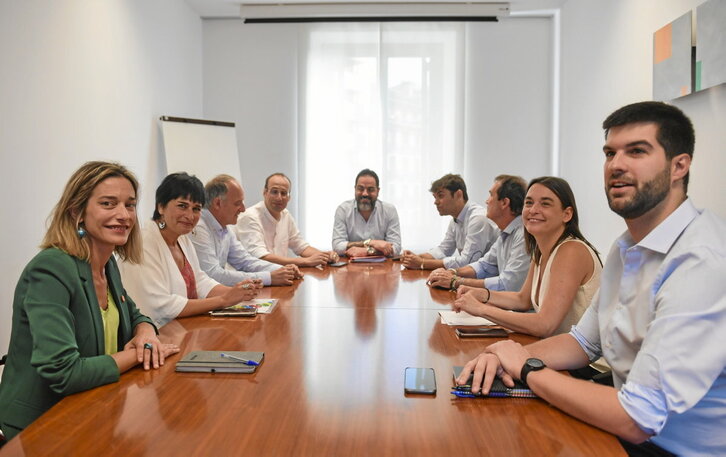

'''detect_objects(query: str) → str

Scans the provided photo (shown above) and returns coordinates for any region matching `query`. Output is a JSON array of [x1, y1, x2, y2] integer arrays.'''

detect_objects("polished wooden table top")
[[1, 260, 624, 456]]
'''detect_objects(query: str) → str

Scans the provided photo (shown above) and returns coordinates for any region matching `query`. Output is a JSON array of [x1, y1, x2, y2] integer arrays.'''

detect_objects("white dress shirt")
[[467, 216, 530, 291], [120, 223, 219, 328], [427, 201, 499, 269], [570, 199, 726, 455], [237, 201, 310, 258], [190, 209, 278, 287], [332, 199, 402, 255]]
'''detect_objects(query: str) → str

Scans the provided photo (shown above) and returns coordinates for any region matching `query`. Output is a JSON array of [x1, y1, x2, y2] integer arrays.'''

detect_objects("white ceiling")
[[185, 0, 568, 19]]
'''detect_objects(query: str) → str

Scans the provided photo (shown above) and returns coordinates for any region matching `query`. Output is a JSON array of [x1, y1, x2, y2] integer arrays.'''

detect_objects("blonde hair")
[[41, 161, 143, 263]]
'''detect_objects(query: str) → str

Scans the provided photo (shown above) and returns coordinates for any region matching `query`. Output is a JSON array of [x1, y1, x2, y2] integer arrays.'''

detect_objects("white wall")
[[559, 0, 726, 254], [0, 0, 203, 357], [202, 17, 553, 227], [203, 21, 301, 214], [464, 17, 553, 201]]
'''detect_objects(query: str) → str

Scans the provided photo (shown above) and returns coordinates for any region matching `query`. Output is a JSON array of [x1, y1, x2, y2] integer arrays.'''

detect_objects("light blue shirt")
[[428, 201, 499, 269], [571, 199, 726, 456], [190, 209, 278, 286], [332, 199, 402, 256], [467, 216, 529, 291]]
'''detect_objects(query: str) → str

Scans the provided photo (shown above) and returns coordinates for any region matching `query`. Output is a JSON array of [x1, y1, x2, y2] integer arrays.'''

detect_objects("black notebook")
[[452, 366, 537, 398], [175, 351, 264, 373]]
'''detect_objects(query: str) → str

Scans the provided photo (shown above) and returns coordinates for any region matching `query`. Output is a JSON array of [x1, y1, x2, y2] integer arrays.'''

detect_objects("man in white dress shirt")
[[190, 175, 300, 287], [401, 173, 498, 270], [456, 102, 726, 456], [332, 169, 402, 258], [237, 173, 339, 267]]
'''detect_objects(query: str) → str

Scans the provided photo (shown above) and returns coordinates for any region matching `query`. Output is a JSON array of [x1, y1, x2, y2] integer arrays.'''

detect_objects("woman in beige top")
[[453, 176, 602, 338]]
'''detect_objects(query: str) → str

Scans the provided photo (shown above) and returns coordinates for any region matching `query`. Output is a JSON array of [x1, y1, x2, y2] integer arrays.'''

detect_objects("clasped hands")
[[401, 250, 424, 269], [345, 239, 393, 258], [298, 251, 340, 268]]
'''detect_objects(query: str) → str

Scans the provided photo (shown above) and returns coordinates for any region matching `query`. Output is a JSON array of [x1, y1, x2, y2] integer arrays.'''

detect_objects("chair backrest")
[[0, 354, 6, 366]]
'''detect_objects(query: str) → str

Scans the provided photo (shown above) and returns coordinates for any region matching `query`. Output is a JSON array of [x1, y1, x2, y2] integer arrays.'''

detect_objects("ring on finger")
[[143, 343, 153, 350]]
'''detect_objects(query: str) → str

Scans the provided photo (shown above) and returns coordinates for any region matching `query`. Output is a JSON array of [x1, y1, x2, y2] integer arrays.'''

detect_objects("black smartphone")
[[404, 367, 436, 394], [455, 327, 508, 338], [329, 261, 348, 267]]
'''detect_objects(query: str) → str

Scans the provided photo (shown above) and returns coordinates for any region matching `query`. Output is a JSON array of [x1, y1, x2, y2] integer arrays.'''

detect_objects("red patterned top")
[[179, 255, 198, 299]]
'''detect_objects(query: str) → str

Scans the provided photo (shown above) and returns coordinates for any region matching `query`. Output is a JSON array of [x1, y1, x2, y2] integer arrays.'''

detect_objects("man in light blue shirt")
[[332, 169, 402, 257], [456, 102, 726, 456], [401, 174, 498, 270], [190, 175, 301, 287], [428, 175, 529, 291]]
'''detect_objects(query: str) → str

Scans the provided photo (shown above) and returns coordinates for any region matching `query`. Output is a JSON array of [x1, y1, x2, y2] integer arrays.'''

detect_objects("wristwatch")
[[367, 246, 376, 255], [363, 239, 371, 247], [520, 358, 546, 386]]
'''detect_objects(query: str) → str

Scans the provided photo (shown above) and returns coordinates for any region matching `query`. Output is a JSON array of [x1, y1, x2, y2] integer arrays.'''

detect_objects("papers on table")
[[237, 298, 278, 314], [439, 310, 495, 326]]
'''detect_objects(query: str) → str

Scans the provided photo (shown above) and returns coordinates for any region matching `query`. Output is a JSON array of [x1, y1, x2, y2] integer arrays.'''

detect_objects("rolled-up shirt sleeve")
[[383, 204, 402, 256], [332, 204, 350, 254], [483, 231, 529, 291], [616, 247, 726, 438], [287, 217, 311, 256]]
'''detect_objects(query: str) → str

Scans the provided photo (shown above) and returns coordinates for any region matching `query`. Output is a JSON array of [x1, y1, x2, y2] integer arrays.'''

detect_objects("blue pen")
[[220, 353, 259, 366]]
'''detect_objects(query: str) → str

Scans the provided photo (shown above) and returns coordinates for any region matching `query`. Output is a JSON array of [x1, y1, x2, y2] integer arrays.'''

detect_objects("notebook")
[[349, 256, 387, 263], [175, 351, 264, 373], [209, 303, 257, 317], [219, 298, 278, 315], [452, 366, 536, 398]]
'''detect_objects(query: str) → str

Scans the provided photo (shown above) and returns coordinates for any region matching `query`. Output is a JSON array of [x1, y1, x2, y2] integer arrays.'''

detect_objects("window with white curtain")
[[299, 23, 464, 252]]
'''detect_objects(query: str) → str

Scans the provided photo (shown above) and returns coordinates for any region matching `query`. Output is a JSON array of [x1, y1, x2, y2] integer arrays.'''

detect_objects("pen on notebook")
[[220, 353, 259, 366]]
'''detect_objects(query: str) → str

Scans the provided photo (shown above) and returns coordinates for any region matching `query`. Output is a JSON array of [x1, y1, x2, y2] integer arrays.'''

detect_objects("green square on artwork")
[[695, 60, 702, 92]]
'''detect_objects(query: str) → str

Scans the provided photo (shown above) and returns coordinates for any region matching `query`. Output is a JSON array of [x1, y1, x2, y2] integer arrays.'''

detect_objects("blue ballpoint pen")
[[220, 353, 259, 366]]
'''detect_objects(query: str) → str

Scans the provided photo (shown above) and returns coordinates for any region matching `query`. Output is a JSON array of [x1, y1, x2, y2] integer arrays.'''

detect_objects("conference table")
[[0, 260, 625, 456]]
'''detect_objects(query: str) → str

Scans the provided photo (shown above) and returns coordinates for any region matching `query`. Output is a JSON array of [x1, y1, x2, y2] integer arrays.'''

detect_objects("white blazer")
[[121, 223, 219, 327]]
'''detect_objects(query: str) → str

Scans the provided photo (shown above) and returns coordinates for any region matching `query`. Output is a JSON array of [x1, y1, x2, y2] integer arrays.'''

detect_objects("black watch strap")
[[520, 358, 546, 386]]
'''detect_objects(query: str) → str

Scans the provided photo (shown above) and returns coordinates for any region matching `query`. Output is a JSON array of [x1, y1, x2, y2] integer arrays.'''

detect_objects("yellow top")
[[100, 288, 120, 355]]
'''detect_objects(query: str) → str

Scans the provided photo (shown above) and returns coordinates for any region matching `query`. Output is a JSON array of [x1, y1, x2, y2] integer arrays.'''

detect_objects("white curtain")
[[298, 22, 464, 252]]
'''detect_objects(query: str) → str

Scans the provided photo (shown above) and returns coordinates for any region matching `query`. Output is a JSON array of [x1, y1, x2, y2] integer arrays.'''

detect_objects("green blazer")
[[0, 248, 154, 440]]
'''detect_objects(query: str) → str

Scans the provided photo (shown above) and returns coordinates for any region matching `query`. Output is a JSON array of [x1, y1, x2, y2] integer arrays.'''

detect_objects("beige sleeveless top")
[[531, 238, 602, 335]]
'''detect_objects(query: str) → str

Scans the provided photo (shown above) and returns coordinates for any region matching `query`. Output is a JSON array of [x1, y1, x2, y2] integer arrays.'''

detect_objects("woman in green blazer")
[[0, 162, 180, 443]]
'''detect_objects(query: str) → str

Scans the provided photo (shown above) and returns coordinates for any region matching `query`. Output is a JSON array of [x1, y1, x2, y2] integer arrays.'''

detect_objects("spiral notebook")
[[452, 366, 537, 398], [175, 351, 264, 373]]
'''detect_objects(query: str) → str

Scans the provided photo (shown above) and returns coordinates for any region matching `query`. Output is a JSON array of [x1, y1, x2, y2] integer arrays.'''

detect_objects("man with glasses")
[[237, 173, 338, 267], [332, 169, 401, 258]]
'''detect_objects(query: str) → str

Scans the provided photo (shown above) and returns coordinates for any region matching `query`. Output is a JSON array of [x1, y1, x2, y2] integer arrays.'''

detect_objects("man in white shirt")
[[456, 102, 726, 456], [190, 175, 301, 287], [427, 175, 530, 291], [237, 173, 339, 267], [332, 169, 402, 258], [401, 173, 498, 270]]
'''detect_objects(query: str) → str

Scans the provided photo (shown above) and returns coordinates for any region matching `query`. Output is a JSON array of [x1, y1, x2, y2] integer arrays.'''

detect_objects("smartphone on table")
[[455, 327, 508, 338], [404, 367, 437, 394]]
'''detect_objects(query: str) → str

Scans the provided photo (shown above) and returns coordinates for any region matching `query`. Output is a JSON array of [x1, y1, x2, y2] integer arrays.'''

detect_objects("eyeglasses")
[[267, 189, 290, 198], [355, 186, 378, 194]]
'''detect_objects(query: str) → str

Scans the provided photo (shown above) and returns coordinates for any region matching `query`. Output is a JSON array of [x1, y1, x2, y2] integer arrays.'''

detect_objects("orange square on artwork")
[[654, 23, 672, 64]]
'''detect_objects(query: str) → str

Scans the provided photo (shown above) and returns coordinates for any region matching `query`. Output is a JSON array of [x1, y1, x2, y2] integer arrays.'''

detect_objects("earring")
[[157, 219, 166, 230], [77, 222, 87, 239]]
